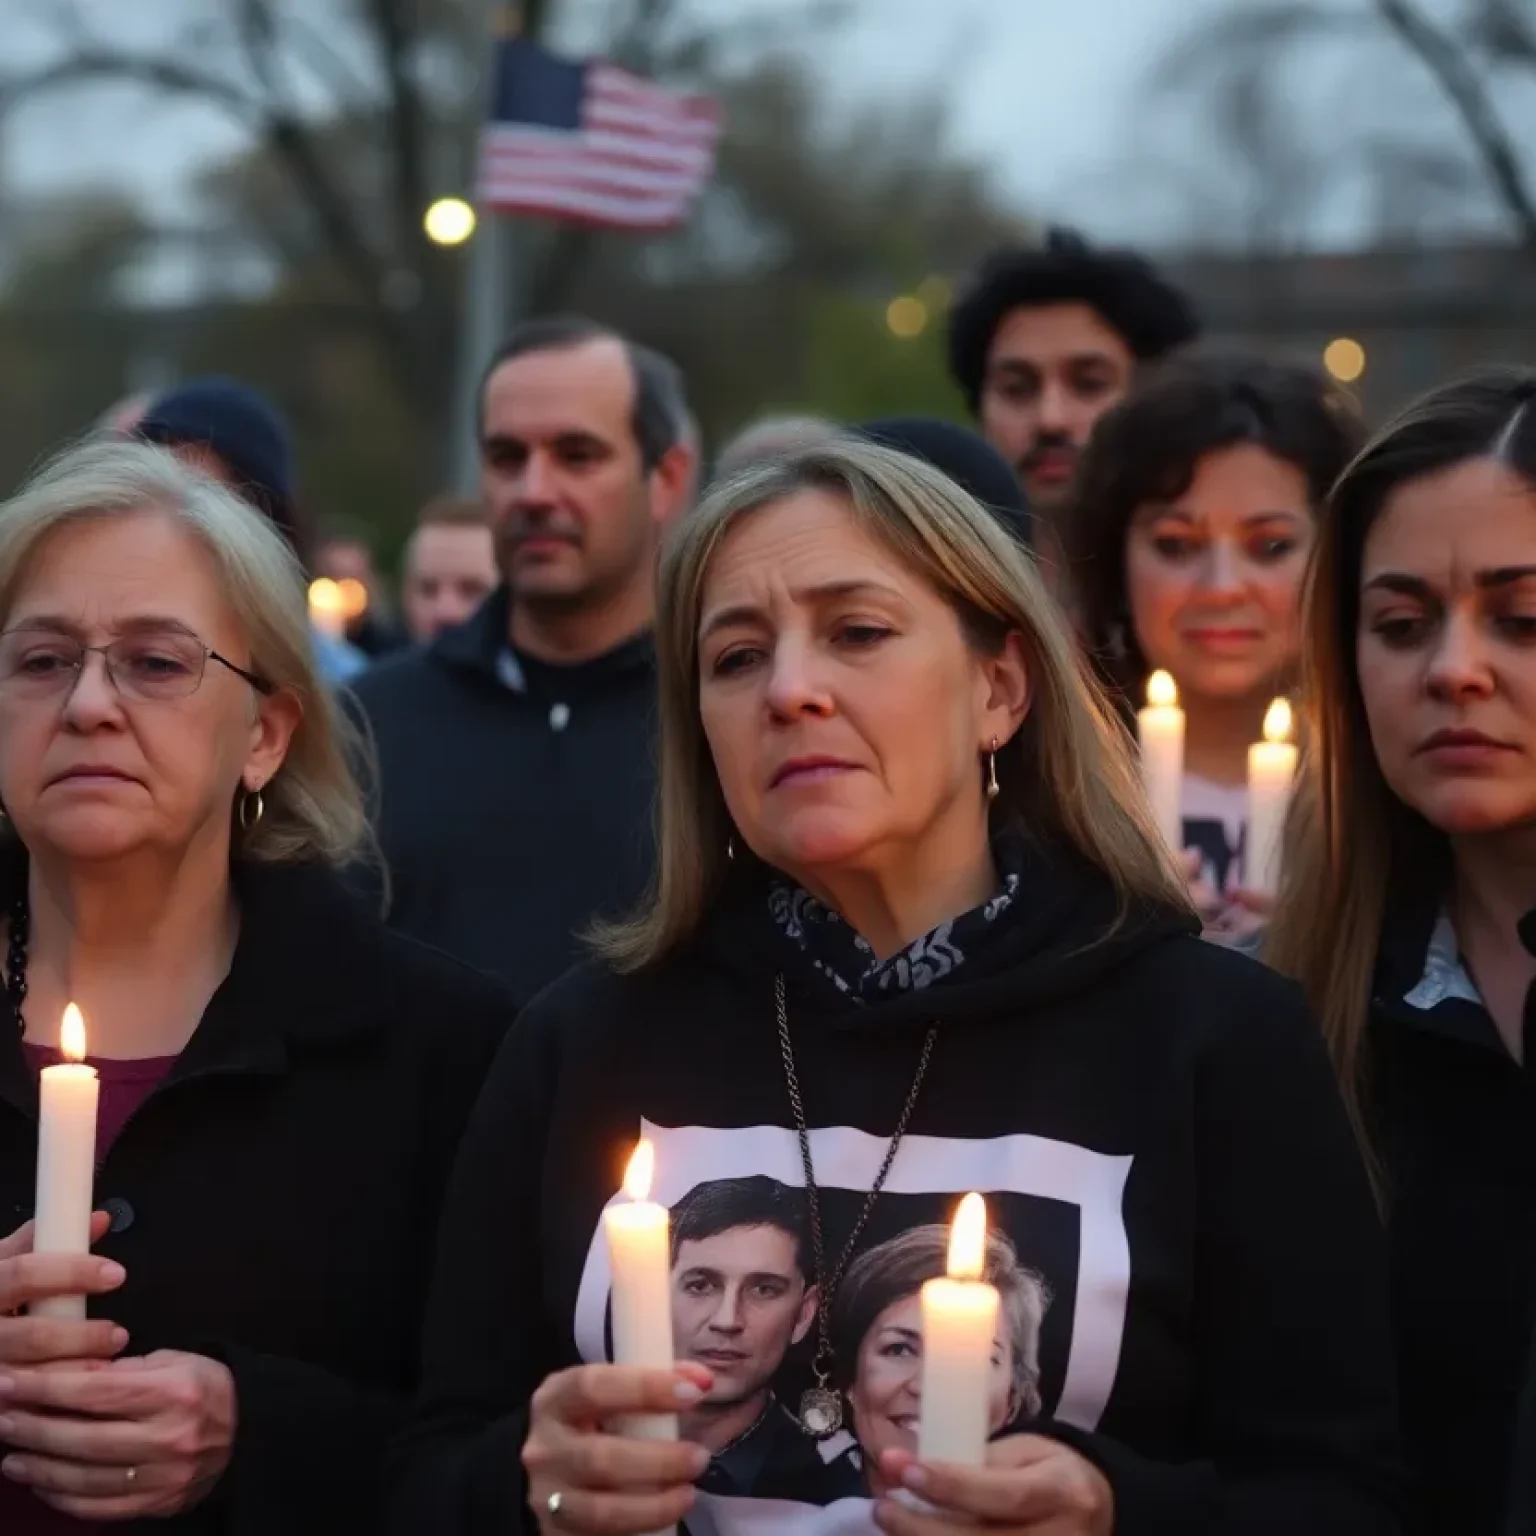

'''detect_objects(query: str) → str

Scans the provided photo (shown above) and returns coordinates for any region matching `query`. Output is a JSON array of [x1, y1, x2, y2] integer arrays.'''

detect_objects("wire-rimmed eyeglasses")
[[0, 627, 273, 703]]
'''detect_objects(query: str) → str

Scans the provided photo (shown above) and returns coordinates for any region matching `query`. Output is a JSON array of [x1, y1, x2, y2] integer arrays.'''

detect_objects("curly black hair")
[[1066, 352, 1367, 700], [946, 229, 1201, 415]]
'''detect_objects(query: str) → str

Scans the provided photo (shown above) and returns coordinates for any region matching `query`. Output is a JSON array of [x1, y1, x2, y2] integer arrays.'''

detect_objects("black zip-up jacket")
[[350, 589, 658, 1008], [0, 855, 514, 1536], [1373, 901, 1536, 1535], [391, 842, 1402, 1535]]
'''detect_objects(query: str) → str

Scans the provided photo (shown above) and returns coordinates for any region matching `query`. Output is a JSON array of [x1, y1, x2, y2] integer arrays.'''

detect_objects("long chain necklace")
[[774, 972, 937, 1439], [7, 891, 28, 1037]]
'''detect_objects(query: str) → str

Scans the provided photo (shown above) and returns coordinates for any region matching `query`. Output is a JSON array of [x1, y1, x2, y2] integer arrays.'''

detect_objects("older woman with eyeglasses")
[[0, 439, 513, 1536]]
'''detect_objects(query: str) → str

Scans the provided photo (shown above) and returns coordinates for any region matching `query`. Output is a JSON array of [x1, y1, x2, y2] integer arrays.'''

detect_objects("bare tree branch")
[[0, 49, 265, 125], [1376, 0, 1536, 245]]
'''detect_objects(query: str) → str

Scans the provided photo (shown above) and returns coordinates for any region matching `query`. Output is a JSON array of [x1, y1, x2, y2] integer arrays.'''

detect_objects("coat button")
[[101, 1197, 135, 1234]]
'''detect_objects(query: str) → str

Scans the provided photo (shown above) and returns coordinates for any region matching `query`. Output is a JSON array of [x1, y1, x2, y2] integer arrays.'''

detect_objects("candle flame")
[[60, 1003, 86, 1063], [947, 1192, 988, 1281], [308, 578, 345, 618], [1263, 697, 1294, 745], [622, 1139, 655, 1202], [1147, 670, 1178, 709], [336, 577, 370, 621]]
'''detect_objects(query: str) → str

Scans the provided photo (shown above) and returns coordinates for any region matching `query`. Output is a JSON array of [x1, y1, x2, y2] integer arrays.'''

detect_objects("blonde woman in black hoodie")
[[394, 439, 1399, 1536]]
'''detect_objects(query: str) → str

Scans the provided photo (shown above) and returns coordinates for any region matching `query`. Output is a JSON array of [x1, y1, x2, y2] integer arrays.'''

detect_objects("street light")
[[424, 197, 477, 246], [886, 295, 928, 339], [1323, 337, 1366, 384]]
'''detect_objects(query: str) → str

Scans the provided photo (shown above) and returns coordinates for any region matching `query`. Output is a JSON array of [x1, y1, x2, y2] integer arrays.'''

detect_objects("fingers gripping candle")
[[32, 1004, 100, 1321], [919, 1193, 1000, 1466], [603, 1139, 679, 1442], [1246, 697, 1298, 897], [1137, 671, 1186, 855]]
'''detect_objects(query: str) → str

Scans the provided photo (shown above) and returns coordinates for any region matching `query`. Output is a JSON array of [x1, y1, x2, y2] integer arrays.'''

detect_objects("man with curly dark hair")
[[948, 229, 1200, 566]]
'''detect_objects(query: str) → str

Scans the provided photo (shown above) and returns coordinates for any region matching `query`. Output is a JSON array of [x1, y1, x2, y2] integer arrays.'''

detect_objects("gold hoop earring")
[[986, 736, 1000, 802], [238, 788, 265, 831]]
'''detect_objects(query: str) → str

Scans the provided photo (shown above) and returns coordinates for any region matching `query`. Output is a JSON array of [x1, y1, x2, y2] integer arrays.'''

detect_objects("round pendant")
[[798, 1385, 843, 1438]]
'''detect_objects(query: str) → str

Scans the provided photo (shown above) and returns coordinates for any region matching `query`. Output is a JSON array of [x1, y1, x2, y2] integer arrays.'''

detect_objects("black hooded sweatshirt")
[[390, 842, 1401, 1536]]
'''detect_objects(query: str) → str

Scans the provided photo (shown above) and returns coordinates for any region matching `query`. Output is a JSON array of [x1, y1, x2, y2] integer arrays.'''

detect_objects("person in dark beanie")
[[136, 377, 368, 684], [947, 228, 1199, 603], [858, 415, 1032, 548]]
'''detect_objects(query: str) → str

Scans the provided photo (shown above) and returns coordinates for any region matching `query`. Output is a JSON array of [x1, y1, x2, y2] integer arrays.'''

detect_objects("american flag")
[[475, 37, 721, 230]]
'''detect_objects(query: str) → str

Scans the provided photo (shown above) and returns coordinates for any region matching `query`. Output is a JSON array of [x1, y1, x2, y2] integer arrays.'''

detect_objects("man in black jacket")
[[352, 317, 695, 1004]]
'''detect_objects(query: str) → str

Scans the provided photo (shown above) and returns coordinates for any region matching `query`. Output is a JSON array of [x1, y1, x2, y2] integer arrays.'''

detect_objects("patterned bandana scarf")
[[767, 870, 1022, 1004]]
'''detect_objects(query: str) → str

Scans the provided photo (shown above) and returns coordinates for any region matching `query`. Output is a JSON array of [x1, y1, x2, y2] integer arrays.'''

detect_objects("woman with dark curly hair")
[[1067, 353, 1364, 936]]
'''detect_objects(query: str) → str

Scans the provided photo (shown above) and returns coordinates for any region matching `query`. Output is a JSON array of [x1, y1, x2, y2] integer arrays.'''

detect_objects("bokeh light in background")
[[424, 198, 477, 246], [1323, 337, 1366, 384], [885, 295, 929, 338]]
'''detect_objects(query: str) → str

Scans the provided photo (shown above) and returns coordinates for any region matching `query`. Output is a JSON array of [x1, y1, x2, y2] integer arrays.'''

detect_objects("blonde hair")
[[0, 437, 372, 866], [593, 437, 1189, 970]]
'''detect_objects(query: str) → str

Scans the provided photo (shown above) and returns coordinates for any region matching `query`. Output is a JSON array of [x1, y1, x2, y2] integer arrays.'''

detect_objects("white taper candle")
[[32, 1003, 99, 1322], [919, 1193, 1000, 1467], [1246, 698, 1298, 897], [1137, 670, 1186, 855]]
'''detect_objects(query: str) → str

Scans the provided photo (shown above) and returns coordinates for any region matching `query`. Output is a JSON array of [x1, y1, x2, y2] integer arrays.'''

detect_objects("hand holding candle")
[[32, 1003, 100, 1322], [919, 1192, 1000, 1467], [1246, 697, 1298, 898], [1137, 670, 1186, 855], [602, 1139, 679, 1443]]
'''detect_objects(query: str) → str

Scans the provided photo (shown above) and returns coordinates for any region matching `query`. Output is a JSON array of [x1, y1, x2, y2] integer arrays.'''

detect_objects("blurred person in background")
[[713, 414, 839, 479], [947, 228, 1200, 604], [352, 316, 696, 1005], [1069, 354, 1363, 940], [401, 494, 499, 644], [135, 377, 369, 686], [0, 440, 510, 1536], [1267, 367, 1536, 1536], [315, 517, 409, 659], [858, 415, 1032, 549]]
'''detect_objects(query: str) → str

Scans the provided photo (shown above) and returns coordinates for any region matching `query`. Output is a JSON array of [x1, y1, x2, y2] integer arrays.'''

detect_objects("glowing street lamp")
[[424, 198, 477, 247], [1323, 337, 1366, 384]]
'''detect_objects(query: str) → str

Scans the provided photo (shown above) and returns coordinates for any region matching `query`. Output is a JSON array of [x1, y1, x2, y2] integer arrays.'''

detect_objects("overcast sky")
[[3, 0, 1527, 272]]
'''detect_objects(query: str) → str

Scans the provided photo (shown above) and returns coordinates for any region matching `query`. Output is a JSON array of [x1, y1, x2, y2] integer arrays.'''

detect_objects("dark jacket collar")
[[1373, 874, 1536, 1060], [697, 831, 1197, 1030], [0, 848, 392, 1120], [430, 586, 656, 689]]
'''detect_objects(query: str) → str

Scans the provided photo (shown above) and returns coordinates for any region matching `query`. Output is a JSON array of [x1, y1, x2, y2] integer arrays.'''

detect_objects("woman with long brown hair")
[[393, 437, 1398, 1536], [1267, 366, 1536, 1536]]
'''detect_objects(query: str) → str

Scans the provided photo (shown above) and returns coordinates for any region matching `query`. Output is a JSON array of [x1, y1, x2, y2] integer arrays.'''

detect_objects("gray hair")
[[712, 415, 840, 479], [0, 438, 371, 866]]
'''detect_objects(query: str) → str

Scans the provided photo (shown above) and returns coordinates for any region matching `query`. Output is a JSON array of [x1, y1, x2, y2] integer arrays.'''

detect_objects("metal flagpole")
[[450, 1, 520, 495]]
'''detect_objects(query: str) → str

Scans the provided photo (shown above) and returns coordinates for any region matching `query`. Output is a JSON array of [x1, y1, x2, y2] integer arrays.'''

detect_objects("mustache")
[[499, 517, 582, 546], [1019, 434, 1077, 473]]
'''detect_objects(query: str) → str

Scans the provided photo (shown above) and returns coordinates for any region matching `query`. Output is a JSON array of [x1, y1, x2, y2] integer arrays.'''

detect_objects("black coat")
[[1373, 903, 1536, 1535], [0, 857, 514, 1536], [350, 589, 659, 1008]]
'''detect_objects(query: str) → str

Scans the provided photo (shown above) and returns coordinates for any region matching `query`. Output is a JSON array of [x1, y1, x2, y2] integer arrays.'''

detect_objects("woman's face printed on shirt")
[[1357, 454, 1536, 837], [845, 1291, 1016, 1498], [1125, 443, 1314, 706]]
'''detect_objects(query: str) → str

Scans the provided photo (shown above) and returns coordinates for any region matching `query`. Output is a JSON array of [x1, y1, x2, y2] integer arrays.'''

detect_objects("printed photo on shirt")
[[573, 1120, 1133, 1535]]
